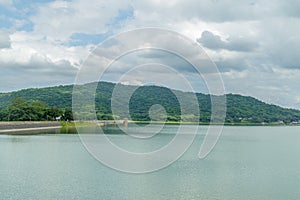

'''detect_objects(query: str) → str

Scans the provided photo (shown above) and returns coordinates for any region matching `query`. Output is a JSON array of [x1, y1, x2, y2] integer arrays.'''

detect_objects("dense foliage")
[[0, 81, 300, 123], [0, 97, 73, 121]]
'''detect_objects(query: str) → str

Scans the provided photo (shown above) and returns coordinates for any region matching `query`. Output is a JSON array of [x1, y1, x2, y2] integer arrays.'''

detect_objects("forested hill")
[[0, 81, 300, 124]]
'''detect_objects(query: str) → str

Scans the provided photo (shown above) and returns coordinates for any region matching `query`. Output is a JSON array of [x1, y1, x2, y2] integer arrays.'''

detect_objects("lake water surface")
[[0, 125, 299, 199]]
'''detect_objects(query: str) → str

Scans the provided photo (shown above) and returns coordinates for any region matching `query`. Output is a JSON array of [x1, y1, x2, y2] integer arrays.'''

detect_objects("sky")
[[0, 0, 300, 109]]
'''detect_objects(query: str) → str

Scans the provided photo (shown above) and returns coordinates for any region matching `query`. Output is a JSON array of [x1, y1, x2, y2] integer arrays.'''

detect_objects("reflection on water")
[[0, 125, 299, 200], [60, 126, 78, 134]]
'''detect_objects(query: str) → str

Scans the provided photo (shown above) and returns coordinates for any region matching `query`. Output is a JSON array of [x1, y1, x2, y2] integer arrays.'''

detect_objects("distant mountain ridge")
[[0, 81, 300, 123]]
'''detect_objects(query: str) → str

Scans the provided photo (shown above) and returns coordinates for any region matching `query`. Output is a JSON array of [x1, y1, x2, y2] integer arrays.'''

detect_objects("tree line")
[[1, 82, 300, 124], [0, 97, 73, 121]]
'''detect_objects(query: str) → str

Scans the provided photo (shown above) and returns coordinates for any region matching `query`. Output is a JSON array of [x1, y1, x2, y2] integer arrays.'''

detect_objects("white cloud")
[[197, 30, 259, 52], [120, 80, 143, 86], [0, 55, 78, 92], [131, 0, 300, 23], [1, 0, 300, 109], [0, 31, 85, 91], [31, 0, 131, 41]]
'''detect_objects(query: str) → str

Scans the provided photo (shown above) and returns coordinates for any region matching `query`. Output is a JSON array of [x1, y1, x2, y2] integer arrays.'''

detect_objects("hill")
[[0, 81, 300, 124]]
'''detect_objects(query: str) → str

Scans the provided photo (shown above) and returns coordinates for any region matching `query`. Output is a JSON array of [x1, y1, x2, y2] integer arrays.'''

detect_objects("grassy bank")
[[60, 121, 98, 127]]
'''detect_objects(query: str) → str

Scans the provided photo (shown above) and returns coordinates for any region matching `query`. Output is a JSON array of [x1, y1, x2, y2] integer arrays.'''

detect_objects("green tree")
[[8, 97, 30, 121], [62, 108, 74, 121], [44, 107, 63, 120], [30, 100, 48, 120], [0, 109, 8, 121]]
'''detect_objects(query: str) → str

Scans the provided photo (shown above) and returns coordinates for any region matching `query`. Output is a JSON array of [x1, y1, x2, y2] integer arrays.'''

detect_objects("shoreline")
[[131, 121, 295, 126], [1, 120, 298, 128], [0, 120, 298, 135]]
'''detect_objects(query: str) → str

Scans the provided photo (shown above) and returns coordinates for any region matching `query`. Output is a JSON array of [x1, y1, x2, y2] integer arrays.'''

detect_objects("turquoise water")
[[0, 126, 299, 199]]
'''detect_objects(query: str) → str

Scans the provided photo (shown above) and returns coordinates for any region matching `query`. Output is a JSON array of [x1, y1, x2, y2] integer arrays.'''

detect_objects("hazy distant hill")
[[0, 81, 300, 123]]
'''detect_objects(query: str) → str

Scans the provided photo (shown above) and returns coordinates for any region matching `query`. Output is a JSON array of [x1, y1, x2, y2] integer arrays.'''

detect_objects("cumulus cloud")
[[197, 31, 258, 52], [1, 0, 300, 109], [0, 55, 78, 92], [257, 18, 300, 70], [0, 31, 81, 92], [31, 0, 131, 41], [132, 0, 300, 23]]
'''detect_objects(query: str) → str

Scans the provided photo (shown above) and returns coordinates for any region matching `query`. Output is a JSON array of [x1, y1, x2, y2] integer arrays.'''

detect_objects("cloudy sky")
[[1, 0, 300, 109]]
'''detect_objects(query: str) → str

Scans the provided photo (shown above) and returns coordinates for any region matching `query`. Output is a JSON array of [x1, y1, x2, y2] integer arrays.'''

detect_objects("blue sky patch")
[[0, 0, 54, 30], [69, 32, 113, 46], [106, 6, 134, 28]]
